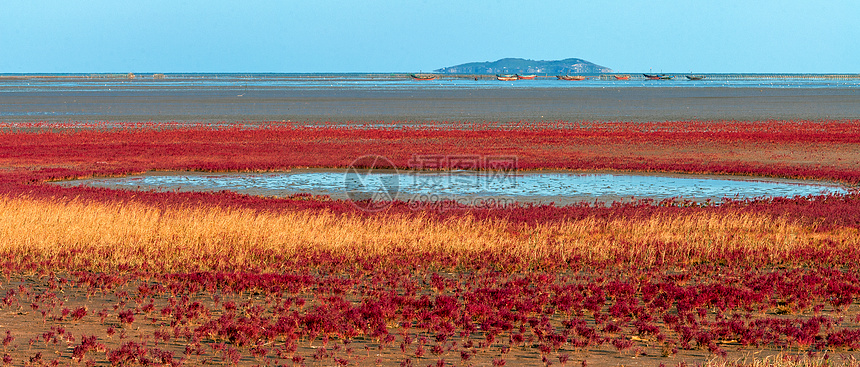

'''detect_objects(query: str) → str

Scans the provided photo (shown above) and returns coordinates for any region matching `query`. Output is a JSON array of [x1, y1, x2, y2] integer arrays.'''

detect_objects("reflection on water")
[[62, 171, 848, 205]]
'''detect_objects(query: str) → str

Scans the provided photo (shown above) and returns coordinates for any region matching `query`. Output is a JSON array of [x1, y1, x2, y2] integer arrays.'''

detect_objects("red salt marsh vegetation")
[[2, 119, 859, 184], [0, 120, 859, 366]]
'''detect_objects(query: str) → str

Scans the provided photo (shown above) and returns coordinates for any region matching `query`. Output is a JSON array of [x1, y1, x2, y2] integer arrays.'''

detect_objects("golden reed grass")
[[1, 195, 857, 273]]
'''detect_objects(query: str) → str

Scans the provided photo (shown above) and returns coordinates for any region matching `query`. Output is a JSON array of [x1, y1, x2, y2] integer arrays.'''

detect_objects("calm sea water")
[[2, 73, 859, 91], [2, 73, 859, 122]]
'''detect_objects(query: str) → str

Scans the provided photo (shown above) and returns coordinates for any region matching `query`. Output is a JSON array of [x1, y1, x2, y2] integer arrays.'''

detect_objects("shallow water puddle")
[[61, 170, 848, 205]]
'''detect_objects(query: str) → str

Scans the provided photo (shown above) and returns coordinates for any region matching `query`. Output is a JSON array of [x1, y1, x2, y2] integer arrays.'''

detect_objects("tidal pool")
[[61, 169, 848, 206]]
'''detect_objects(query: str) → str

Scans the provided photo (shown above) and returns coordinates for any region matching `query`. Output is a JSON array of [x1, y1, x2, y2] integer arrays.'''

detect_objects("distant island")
[[434, 58, 612, 75]]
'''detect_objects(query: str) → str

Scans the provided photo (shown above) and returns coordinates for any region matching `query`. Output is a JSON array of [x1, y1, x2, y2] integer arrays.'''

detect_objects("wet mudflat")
[[2, 74, 859, 122]]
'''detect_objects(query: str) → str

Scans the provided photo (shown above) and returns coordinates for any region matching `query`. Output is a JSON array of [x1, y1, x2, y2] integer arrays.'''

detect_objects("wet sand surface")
[[3, 87, 860, 123]]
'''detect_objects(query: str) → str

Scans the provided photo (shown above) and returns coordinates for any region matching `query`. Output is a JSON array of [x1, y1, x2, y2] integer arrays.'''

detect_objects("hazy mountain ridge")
[[435, 58, 613, 74]]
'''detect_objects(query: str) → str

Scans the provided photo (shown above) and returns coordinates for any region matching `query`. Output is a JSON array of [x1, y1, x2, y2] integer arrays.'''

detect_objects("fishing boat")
[[685, 75, 705, 80], [516, 74, 537, 80], [410, 74, 436, 81], [644, 74, 673, 80], [497, 74, 517, 81], [557, 75, 586, 81], [614, 75, 631, 80]]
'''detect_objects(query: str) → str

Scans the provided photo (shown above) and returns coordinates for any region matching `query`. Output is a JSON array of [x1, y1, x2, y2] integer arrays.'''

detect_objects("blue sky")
[[1, 0, 857, 73]]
